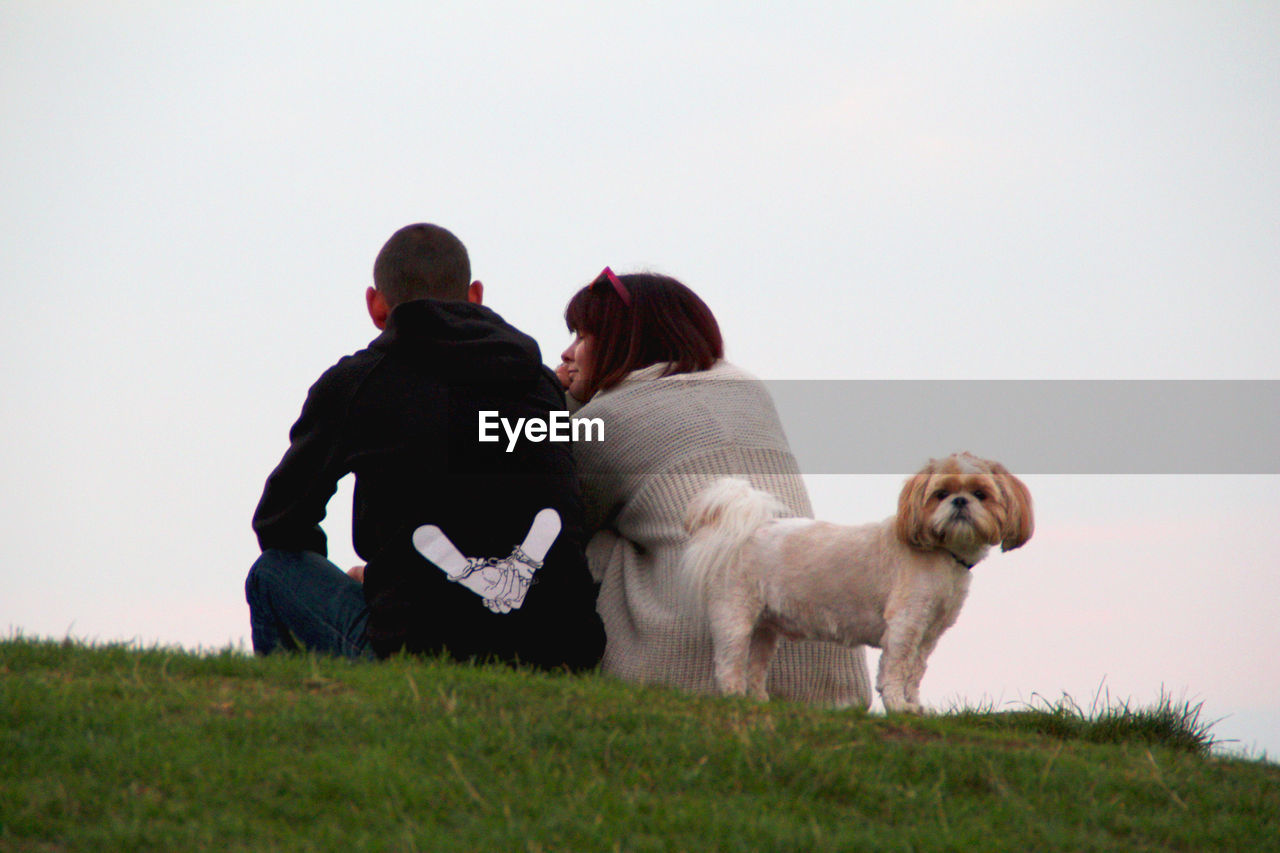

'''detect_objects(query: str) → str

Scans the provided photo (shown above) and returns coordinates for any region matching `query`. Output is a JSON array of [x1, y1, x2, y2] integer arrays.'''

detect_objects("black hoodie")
[[252, 299, 604, 669]]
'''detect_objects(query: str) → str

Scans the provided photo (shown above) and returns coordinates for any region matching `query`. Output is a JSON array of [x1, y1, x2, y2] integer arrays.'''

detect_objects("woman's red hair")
[[564, 272, 723, 399]]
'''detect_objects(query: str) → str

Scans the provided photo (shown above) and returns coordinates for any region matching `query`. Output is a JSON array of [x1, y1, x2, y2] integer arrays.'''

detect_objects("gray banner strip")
[[764, 380, 1279, 474]]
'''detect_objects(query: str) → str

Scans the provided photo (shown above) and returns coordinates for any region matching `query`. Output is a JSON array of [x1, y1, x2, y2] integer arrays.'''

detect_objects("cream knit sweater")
[[572, 360, 872, 707]]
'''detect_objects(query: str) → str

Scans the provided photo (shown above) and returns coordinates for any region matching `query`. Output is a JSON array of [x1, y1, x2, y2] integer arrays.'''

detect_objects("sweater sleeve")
[[570, 399, 625, 536], [251, 367, 351, 555]]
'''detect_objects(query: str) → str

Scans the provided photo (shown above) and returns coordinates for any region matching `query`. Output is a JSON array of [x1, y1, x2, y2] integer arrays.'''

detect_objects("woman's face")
[[559, 332, 596, 401]]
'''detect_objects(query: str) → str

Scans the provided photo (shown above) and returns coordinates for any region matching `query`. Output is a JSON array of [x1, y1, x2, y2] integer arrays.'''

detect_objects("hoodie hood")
[[369, 299, 544, 382]]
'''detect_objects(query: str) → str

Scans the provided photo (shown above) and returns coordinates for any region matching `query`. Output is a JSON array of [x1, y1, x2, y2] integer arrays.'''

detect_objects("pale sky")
[[2, 3, 1277, 758]]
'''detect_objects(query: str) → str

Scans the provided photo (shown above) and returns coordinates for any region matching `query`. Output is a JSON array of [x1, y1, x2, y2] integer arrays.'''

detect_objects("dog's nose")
[[951, 496, 968, 508]]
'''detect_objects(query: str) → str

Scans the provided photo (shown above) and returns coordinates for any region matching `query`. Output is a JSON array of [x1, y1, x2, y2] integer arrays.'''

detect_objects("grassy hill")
[[2, 638, 1277, 851]]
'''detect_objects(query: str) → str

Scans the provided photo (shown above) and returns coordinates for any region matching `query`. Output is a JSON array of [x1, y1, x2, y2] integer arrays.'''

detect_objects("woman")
[[560, 267, 871, 707]]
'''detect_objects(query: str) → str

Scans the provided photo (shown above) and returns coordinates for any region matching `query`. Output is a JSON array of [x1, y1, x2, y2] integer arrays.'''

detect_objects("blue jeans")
[[245, 549, 375, 659]]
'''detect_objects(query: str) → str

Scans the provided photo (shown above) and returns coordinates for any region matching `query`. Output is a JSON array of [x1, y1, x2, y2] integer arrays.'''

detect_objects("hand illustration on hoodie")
[[412, 509, 562, 614]]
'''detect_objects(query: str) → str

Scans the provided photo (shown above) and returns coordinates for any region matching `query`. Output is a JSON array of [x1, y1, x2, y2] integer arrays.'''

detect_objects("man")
[[246, 223, 604, 670]]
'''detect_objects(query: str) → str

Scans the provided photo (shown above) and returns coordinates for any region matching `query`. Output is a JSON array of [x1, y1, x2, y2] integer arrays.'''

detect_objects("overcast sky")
[[2, 2, 1277, 759]]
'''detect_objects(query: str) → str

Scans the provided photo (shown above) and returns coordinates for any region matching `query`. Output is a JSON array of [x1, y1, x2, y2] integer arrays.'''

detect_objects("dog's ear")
[[989, 461, 1034, 551], [894, 464, 936, 548]]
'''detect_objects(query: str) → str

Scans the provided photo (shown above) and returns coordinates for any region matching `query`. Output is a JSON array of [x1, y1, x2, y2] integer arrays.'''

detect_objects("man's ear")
[[467, 281, 484, 305], [366, 286, 390, 330]]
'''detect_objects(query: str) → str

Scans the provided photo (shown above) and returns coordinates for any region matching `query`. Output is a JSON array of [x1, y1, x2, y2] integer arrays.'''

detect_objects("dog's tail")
[[680, 478, 786, 605]]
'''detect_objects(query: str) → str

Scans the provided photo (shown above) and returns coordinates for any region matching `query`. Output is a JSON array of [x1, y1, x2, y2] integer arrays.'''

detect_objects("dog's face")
[[894, 453, 1034, 557]]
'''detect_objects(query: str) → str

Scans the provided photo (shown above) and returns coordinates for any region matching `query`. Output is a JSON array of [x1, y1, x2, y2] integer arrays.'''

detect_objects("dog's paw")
[[881, 693, 924, 715]]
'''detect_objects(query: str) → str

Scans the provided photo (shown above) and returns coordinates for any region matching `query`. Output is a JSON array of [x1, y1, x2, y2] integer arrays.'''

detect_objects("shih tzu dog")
[[681, 453, 1034, 713]]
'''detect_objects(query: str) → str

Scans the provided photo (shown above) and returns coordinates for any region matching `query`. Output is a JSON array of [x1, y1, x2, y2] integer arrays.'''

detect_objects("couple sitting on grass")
[[247, 223, 870, 708]]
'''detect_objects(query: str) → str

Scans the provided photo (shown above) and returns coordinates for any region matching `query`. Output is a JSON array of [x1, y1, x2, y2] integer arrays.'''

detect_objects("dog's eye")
[[973, 490, 988, 501], [932, 489, 949, 501]]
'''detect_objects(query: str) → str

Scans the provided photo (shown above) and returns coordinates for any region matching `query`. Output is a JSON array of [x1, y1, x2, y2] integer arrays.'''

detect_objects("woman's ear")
[[467, 280, 484, 304], [366, 286, 390, 330]]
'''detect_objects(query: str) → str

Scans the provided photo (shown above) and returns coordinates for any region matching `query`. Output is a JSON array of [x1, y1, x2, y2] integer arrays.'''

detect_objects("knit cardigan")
[[571, 360, 872, 707]]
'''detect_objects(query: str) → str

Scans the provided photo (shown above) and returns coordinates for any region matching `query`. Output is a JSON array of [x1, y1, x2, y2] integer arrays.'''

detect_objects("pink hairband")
[[592, 266, 632, 307]]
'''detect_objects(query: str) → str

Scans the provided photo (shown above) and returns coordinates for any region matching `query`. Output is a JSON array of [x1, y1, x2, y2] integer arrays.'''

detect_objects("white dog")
[[681, 453, 1034, 713]]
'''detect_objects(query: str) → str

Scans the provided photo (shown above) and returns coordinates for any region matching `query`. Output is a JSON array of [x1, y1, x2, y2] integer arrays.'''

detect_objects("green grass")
[[949, 686, 1225, 757], [2, 638, 1277, 851]]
